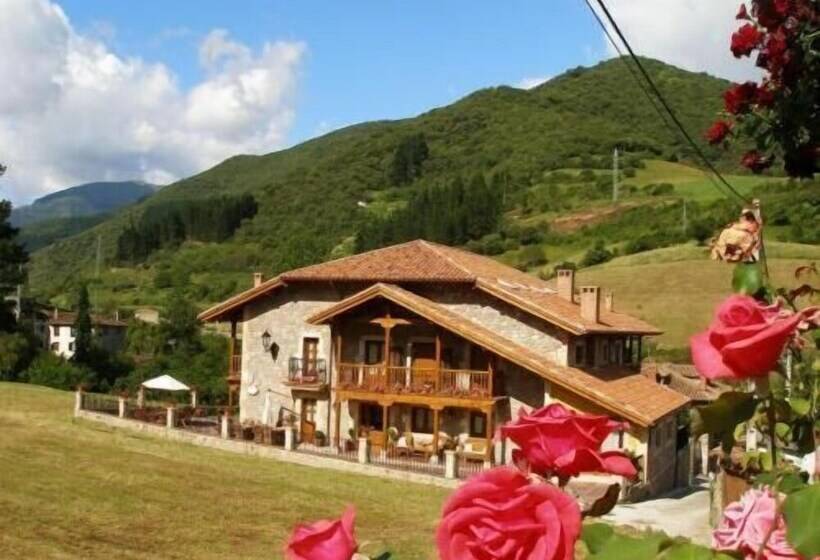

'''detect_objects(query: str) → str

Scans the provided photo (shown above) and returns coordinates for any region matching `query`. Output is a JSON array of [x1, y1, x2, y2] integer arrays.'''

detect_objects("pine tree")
[[72, 284, 93, 365], [0, 165, 28, 332]]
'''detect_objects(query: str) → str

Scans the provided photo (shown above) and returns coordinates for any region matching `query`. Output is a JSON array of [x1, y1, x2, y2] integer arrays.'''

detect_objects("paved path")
[[603, 484, 711, 545]]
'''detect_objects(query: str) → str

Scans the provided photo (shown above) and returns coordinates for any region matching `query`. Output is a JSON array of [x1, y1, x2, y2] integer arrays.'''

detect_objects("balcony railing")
[[287, 358, 328, 386], [337, 363, 491, 399]]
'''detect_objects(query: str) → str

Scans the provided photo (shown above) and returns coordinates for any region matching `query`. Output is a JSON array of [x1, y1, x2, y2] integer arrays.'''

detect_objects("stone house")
[[47, 309, 127, 358], [199, 240, 690, 496]]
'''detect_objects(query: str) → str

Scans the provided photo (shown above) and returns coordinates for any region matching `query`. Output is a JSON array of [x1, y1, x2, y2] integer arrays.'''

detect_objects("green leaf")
[[657, 542, 715, 560], [581, 523, 615, 554], [732, 263, 764, 295], [754, 471, 807, 494], [783, 484, 820, 558], [589, 532, 667, 560], [691, 392, 758, 437], [789, 398, 811, 417], [769, 371, 787, 400]]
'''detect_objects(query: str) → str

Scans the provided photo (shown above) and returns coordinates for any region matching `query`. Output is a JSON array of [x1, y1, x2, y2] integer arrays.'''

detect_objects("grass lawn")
[[0, 383, 447, 559], [576, 242, 820, 348]]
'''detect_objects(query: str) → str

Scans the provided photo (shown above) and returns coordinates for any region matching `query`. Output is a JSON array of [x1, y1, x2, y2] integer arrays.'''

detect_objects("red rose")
[[724, 82, 758, 114], [737, 3, 750, 19], [731, 23, 763, 57], [753, 0, 788, 30], [436, 467, 581, 560], [755, 84, 776, 107], [285, 506, 358, 560], [500, 403, 637, 480], [741, 150, 773, 173], [706, 121, 733, 145], [691, 295, 802, 380]]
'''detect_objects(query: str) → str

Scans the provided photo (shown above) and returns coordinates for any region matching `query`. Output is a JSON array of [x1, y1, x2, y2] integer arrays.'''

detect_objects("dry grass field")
[[0, 383, 447, 559], [577, 241, 820, 348]]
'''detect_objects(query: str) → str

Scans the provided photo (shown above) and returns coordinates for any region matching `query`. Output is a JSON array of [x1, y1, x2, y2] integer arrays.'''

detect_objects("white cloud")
[[0, 0, 305, 205], [589, 0, 760, 82], [514, 76, 551, 90]]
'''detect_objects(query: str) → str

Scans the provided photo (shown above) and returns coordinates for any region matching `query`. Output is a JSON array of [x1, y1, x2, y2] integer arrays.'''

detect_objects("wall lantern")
[[261, 330, 272, 351]]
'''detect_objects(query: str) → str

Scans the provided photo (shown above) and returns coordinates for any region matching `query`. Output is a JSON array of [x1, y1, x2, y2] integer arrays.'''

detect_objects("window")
[[411, 407, 434, 434], [50, 342, 59, 351], [573, 342, 585, 365], [469, 412, 487, 437], [586, 337, 597, 366], [69, 342, 75, 351], [360, 403, 383, 430], [364, 340, 384, 365], [302, 337, 319, 365]]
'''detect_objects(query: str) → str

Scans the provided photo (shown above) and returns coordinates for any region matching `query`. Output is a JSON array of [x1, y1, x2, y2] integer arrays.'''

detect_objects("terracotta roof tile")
[[308, 283, 688, 426], [48, 311, 127, 328], [199, 239, 661, 335]]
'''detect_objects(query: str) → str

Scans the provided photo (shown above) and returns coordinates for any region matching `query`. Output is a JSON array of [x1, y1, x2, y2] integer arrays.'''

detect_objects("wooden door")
[[300, 399, 317, 444], [302, 337, 319, 377], [412, 342, 438, 391]]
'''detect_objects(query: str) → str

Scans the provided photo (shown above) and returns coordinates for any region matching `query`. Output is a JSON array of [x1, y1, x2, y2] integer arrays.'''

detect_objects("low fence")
[[76, 390, 491, 483]]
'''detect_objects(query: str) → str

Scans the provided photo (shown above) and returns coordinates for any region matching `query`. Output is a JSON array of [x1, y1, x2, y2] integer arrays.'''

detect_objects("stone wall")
[[240, 286, 340, 432], [644, 414, 682, 495], [428, 287, 569, 366]]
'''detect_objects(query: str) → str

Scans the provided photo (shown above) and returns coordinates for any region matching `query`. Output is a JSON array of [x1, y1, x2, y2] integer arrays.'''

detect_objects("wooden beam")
[[432, 408, 440, 459], [383, 403, 390, 451], [488, 353, 494, 397], [333, 400, 342, 448], [485, 404, 494, 462], [435, 330, 441, 392], [370, 317, 414, 329]]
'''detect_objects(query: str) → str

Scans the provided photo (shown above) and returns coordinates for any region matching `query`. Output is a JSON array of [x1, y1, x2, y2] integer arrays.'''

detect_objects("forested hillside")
[[27, 56, 813, 327]]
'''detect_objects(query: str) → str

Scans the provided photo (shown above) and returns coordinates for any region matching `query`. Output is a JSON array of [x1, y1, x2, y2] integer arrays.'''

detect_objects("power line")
[[585, 0, 751, 205]]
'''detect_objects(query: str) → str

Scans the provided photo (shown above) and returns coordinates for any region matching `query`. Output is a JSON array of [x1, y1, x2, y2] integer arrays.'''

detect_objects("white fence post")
[[285, 426, 297, 451], [220, 412, 230, 439], [444, 450, 459, 479], [357, 437, 370, 464], [118, 396, 126, 418], [166, 406, 175, 429], [74, 388, 83, 416]]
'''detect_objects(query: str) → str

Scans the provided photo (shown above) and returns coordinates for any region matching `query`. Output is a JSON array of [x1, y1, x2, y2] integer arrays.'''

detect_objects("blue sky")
[[1, 0, 749, 203], [59, 0, 603, 144]]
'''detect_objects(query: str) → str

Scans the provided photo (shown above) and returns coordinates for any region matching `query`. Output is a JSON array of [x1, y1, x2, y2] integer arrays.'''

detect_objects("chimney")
[[604, 291, 614, 312], [556, 269, 575, 302], [253, 272, 263, 287], [53, 307, 59, 320], [580, 286, 601, 323]]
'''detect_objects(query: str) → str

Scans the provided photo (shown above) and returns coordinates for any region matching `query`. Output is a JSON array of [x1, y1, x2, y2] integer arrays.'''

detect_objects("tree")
[[389, 133, 430, 185], [708, 0, 818, 177], [160, 290, 201, 354], [72, 284, 93, 365], [0, 164, 28, 332]]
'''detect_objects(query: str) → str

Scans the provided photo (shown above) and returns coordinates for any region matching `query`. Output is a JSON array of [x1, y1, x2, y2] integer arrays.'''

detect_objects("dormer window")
[[574, 343, 585, 365]]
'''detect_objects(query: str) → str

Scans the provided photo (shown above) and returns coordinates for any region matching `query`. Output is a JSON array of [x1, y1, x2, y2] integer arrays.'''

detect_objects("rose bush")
[[500, 403, 637, 480], [436, 467, 581, 560], [690, 295, 804, 380], [713, 488, 801, 560], [285, 505, 358, 560]]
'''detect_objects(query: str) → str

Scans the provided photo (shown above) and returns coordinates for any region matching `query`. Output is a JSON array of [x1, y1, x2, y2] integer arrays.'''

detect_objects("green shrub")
[[580, 240, 614, 267], [516, 245, 548, 270], [24, 353, 95, 390]]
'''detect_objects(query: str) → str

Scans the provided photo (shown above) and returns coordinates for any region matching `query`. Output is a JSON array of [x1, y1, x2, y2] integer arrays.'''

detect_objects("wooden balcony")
[[286, 358, 328, 388], [337, 363, 491, 399], [228, 353, 242, 386]]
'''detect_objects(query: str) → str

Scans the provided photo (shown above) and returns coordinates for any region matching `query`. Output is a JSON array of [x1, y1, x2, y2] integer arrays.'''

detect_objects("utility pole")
[[95, 234, 102, 278], [612, 147, 619, 203]]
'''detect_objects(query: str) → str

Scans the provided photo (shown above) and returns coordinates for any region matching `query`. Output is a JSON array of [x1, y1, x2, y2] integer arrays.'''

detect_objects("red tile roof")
[[199, 240, 661, 335], [48, 311, 127, 328], [308, 283, 687, 426]]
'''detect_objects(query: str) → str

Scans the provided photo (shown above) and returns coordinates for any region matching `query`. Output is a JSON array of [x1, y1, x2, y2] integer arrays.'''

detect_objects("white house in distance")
[[47, 309, 127, 358]]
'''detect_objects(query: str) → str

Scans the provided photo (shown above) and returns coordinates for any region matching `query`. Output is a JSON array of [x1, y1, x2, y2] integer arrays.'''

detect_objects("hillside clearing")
[[576, 243, 819, 347], [0, 383, 446, 559]]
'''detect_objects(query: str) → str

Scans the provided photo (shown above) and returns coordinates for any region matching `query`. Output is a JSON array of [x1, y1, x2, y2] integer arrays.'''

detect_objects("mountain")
[[28, 56, 779, 312], [11, 181, 157, 227]]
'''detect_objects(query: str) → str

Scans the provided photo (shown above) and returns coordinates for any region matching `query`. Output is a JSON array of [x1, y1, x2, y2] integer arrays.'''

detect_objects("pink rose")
[[500, 403, 637, 480], [285, 505, 358, 560], [713, 488, 800, 560], [691, 295, 802, 380], [436, 467, 581, 560]]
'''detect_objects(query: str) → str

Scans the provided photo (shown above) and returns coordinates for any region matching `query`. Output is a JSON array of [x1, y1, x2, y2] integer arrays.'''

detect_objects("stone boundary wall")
[[75, 409, 458, 490]]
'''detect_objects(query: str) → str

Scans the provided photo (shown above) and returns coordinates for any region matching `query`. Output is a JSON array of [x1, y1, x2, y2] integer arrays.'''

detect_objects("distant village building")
[[47, 309, 127, 358], [200, 240, 692, 497], [134, 307, 160, 325]]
